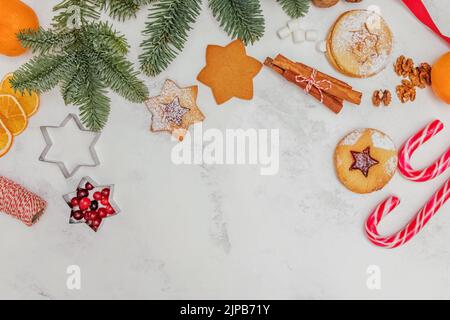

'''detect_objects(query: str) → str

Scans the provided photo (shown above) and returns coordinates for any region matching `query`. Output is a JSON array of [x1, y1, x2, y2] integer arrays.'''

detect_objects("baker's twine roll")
[[0, 176, 47, 226]]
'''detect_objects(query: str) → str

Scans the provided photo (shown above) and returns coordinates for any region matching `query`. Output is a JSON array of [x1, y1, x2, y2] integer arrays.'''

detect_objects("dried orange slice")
[[0, 118, 13, 158], [0, 94, 28, 136], [1, 73, 40, 117]]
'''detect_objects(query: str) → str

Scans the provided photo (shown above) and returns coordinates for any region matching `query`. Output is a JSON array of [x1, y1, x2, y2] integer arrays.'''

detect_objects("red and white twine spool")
[[399, 120, 450, 182], [0, 176, 47, 226]]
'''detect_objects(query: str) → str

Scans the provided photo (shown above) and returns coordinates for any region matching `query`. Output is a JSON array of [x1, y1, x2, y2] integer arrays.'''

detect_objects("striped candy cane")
[[399, 120, 450, 181], [365, 178, 450, 248]]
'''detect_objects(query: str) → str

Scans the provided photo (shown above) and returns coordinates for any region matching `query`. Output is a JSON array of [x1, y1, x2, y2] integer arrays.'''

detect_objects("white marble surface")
[[0, 0, 449, 300]]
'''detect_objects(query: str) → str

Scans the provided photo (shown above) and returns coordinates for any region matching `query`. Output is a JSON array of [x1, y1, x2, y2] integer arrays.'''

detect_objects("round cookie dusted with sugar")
[[327, 10, 393, 78], [335, 128, 397, 194]]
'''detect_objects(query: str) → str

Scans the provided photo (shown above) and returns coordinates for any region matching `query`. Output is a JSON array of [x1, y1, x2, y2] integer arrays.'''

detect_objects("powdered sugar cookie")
[[335, 128, 397, 194], [327, 10, 393, 78]]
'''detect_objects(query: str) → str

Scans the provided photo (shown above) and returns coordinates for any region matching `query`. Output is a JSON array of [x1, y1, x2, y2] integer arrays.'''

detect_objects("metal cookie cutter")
[[39, 114, 101, 179], [62, 176, 120, 232]]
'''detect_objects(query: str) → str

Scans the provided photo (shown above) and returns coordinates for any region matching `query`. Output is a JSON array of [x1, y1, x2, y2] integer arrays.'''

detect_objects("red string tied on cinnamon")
[[295, 69, 332, 103]]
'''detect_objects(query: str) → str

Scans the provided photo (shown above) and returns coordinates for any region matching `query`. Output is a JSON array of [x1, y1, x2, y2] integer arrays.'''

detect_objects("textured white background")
[[0, 0, 449, 299]]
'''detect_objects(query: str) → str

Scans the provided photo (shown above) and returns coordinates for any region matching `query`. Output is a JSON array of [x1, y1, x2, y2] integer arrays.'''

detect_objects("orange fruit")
[[0, 0, 39, 57], [0, 94, 28, 136], [431, 52, 450, 104], [0, 118, 13, 158], [1, 73, 40, 117]]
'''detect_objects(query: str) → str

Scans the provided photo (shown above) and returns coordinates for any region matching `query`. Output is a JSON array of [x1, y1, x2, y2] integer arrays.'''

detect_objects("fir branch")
[[18, 28, 75, 54], [10, 54, 69, 95], [77, 60, 111, 131], [139, 0, 202, 77], [276, 0, 310, 19], [208, 0, 265, 45], [60, 53, 83, 104], [98, 0, 156, 21], [53, 0, 100, 30], [93, 48, 148, 102], [12, 0, 148, 131], [84, 22, 129, 55]]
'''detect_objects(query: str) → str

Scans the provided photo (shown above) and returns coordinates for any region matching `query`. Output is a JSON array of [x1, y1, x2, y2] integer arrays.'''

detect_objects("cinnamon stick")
[[272, 54, 362, 105], [264, 58, 344, 114]]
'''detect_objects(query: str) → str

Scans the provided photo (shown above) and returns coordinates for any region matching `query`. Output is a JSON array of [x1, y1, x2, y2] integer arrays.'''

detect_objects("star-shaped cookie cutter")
[[39, 114, 101, 179], [63, 176, 120, 232]]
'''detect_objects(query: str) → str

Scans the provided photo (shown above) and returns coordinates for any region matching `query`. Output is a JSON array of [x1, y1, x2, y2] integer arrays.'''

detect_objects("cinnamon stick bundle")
[[264, 54, 363, 114], [265, 58, 344, 114], [272, 54, 362, 105]]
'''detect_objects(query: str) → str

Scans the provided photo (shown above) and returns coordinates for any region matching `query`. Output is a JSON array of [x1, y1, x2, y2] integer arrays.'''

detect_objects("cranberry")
[[90, 200, 98, 211], [106, 205, 115, 215], [83, 210, 91, 221], [98, 208, 107, 218], [101, 188, 110, 198], [67, 202, 73, 209], [93, 192, 102, 200], [100, 198, 109, 206], [89, 210, 99, 220], [92, 218, 102, 228], [70, 197, 79, 207], [85, 182, 94, 190], [79, 197, 91, 210], [77, 189, 89, 199], [72, 210, 84, 221]]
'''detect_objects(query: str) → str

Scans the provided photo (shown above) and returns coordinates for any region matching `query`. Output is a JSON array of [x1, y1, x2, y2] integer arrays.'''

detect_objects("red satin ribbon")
[[402, 0, 450, 45]]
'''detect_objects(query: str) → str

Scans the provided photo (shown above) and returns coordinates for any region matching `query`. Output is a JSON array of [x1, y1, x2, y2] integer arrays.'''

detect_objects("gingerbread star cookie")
[[197, 39, 262, 105], [334, 128, 398, 194], [146, 80, 205, 140]]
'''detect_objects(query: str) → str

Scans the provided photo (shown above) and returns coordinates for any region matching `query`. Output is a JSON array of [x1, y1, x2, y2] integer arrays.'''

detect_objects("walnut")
[[418, 62, 432, 86], [372, 90, 383, 107], [396, 80, 416, 103], [382, 90, 392, 106], [372, 89, 391, 107], [394, 55, 414, 77]]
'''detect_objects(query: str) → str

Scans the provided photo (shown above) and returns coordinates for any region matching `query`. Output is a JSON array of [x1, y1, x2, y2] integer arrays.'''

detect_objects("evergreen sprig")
[[11, 1, 148, 131], [208, 0, 265, 45], [98, 0, 156, 21], [139, 0, 202, 77], [276, 0, 310, 19]]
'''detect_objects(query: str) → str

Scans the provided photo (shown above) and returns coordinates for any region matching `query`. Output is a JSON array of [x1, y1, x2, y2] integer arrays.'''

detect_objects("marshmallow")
[[292, 29, 306, 43], [287, 19, 301, 32], [306, 30, 319, 41], [277, 26, 291, 39]]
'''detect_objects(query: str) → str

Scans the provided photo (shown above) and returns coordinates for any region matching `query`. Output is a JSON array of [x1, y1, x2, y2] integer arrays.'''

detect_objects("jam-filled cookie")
[[335, 128, 397, 194], [327, 10, 393, 78]]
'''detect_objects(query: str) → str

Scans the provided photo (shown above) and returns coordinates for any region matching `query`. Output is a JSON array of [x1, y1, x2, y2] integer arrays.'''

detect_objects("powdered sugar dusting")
[[371, 131, 395, 151], [341, 129, 363, 146], [385, 155, 398, 175]]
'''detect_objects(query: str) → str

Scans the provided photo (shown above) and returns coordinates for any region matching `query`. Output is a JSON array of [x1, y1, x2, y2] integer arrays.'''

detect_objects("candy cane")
[[365, 178, 450, 248], [399, 120, 450, 181]]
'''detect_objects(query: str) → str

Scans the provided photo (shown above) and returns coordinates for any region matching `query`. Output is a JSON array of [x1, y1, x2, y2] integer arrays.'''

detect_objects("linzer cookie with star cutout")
[[334, 128, 398, 194], [146, 79, 205, 141]]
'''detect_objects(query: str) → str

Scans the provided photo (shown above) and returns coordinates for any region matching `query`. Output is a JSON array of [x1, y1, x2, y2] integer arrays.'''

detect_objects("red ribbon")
[[402, 0, 450, 46]]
